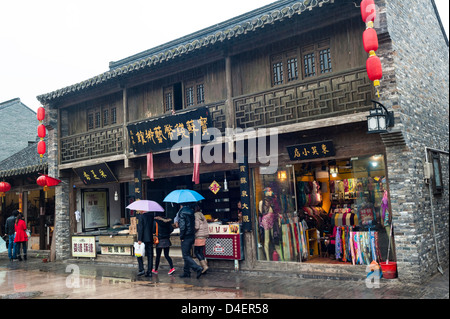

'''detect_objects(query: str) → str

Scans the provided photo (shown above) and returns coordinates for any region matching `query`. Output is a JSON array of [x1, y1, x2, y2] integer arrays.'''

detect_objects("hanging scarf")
[[146, 152, 154, 181], [192, 144, 201, 184], [381, 190, 390, 226]]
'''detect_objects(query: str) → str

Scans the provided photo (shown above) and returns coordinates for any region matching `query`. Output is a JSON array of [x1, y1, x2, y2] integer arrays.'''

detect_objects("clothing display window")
[[252, 154, 395, 265], [253, 166, 298, 261]]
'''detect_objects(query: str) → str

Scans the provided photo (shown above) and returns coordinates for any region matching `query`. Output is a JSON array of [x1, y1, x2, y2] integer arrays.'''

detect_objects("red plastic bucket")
[[380, 261, 397, 279]]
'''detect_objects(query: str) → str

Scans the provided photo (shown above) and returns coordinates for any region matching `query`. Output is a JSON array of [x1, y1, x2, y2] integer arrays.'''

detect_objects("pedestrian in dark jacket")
[[5, 210, 19, 261], [178, 204, 203, 278], [153, 212, 175, 275], [136, 211, 154, 277]]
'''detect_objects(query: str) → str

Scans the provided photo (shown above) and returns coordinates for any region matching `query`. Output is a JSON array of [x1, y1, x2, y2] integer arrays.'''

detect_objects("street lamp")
[[367, 100, 395, 133]]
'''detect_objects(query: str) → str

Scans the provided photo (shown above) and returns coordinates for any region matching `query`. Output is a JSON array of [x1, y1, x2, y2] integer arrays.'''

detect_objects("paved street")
[[1, 254, 448, 301]]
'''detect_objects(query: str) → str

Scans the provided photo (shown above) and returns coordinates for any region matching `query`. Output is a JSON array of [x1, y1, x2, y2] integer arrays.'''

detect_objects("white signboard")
[[72, 236, 96, 258]]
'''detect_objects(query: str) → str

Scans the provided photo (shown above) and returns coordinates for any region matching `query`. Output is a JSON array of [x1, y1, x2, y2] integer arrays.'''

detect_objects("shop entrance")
[[144, 170, 242, 223], [253, 154, 395, 265]]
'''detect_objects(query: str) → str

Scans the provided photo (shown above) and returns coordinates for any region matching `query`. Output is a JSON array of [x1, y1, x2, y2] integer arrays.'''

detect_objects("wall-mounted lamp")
[[114, 191, 119, 201], [367, 100, 395, 134]]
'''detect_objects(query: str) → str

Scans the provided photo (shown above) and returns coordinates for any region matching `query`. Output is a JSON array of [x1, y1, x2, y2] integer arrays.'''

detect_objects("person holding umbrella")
[[126, 200, 164, 278], [136, 210, 154, 277], [178, 203, 204, 279]]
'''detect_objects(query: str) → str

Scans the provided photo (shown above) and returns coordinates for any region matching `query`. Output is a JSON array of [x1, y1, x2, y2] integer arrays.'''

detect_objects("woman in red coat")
[[14, 213, 28, 261]]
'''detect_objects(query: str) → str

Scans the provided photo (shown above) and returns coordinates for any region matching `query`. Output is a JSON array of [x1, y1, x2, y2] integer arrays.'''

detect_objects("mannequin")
[[258, 187, 283, 261], [259, 197, 274, 260]]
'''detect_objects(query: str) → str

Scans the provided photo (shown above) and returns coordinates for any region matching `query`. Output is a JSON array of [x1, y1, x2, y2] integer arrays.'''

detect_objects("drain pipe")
[[424, 147, 449, 275]]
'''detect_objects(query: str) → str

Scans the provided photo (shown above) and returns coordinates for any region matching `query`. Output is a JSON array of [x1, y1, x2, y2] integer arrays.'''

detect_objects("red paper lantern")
[[363, 27, 378, 53], [37, 124, 46, 139], [37, 140, 46, 157], [37, 175, 48, 192], [361, 0, 376, 24], [366, 54, 383, 82], [37, 107, 46, 122], [36, 175, 47, 187], [0, 181, 11, 197]]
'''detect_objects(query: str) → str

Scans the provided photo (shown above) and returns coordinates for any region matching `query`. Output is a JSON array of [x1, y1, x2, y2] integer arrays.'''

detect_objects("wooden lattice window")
[[271, 50, 298, 86], [197, 84, 205, 104], [87, 105, 117, 131], [319, 48, 332, 74], [271, 39, 332, 86]]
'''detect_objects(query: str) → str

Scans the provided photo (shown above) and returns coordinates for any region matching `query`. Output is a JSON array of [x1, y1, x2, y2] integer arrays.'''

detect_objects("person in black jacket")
[[178, 204, 203, 279], [5, 210, 19, 261], [153, 212, 175, 275], [136, 211, 154, 277]]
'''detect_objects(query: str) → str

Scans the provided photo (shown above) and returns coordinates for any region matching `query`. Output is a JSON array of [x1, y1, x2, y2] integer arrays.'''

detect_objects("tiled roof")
[[37, 0, 330, 104], [0, 140, 48, 178]]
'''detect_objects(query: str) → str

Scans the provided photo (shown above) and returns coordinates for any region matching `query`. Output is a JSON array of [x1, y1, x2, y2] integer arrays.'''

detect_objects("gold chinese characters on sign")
[[127, 107, 212, 155], [287, 140, 335, 161]]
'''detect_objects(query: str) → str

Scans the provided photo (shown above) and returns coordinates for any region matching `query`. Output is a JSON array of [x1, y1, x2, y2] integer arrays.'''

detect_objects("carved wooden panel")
[[234, 68, 372, 129], [60, 125, 124, 164]]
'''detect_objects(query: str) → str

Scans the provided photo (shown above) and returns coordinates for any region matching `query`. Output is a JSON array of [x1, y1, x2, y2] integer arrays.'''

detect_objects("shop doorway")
[[144, 170, 241, 223]]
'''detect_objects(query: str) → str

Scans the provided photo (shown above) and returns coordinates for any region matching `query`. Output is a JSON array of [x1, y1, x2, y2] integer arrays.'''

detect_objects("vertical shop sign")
[[134, 170, 142, 200], [239, 156, 252, 232]]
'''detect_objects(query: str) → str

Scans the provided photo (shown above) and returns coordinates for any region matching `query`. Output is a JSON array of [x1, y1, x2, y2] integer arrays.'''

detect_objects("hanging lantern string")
[[37, 106, 46, 163], [361, 0, 382, 98]]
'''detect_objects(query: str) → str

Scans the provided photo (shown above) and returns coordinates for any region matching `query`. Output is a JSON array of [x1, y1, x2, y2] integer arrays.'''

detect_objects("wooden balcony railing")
[[234, 67, 373, 129]]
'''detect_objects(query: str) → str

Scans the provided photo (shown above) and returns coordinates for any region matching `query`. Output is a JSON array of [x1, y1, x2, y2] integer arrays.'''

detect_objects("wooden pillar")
[[123, 86, 130, 168], [225, 55, 235, 129], [39, 190, 46, 250]]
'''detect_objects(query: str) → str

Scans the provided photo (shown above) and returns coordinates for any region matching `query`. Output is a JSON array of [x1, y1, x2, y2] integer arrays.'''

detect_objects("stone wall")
[[376, 0, 449, 283], [46, 105, 72, 260]]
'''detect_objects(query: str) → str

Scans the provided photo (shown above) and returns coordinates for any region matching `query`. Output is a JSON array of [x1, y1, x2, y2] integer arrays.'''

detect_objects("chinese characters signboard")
[[287, 140, 335, 161], [74, 163, 117, 185], [239, 157, 252, 232], [127, 107, 212, 154], [72, 236, 96, 258]]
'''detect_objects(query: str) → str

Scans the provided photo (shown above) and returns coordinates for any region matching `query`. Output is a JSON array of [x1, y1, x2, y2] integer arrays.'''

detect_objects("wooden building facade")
[[37, 0, 449, 283]]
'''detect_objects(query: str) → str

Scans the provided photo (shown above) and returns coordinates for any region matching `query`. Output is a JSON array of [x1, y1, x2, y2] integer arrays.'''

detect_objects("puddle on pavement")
[[1, 291, 43, 299]]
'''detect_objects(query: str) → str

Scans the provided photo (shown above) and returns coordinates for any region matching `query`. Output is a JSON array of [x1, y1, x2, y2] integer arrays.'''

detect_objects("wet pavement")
[[0, 255, 448, 301]]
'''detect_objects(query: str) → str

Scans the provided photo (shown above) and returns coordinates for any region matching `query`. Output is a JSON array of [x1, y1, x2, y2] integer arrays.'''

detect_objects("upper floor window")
[[164, 77, 205, 113], [88, 104, 117, 130], [271, 39, 332, 86]]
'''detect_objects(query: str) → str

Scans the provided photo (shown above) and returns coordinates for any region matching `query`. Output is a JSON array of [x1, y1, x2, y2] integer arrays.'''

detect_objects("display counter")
[[205, 223, 243, 260]]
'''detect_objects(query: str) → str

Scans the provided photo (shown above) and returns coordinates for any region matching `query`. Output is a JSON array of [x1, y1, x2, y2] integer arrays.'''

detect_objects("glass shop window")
[[252, 154, 395, 265]]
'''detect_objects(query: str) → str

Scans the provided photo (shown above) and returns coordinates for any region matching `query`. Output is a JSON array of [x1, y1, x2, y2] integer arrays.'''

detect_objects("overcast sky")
[[0, 0, 448, 113]]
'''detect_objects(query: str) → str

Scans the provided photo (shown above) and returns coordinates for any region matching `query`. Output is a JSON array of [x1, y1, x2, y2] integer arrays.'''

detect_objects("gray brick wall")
[[0, 99, 38, 162], [377, 0, 449, 283]]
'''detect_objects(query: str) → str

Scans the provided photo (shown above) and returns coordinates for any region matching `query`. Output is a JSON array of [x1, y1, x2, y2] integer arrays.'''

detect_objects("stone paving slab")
[[0, 254, 448, 300]]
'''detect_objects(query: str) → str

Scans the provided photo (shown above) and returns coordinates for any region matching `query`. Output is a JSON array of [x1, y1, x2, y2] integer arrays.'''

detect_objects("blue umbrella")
[[163, 189, 205, 203]]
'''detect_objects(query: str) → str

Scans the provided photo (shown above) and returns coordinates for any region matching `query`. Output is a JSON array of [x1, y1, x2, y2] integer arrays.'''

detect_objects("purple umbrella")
[[126, 200, 164, 213]]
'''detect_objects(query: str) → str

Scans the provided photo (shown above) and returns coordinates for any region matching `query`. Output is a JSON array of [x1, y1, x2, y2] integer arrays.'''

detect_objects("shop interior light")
[[329, 166, 338, 178], [277, 170, 287, 181], [367, 100, 394, 133]]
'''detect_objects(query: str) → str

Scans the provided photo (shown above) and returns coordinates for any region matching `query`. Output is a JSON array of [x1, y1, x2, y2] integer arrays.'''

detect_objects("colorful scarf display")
[[335, 226, 382, 265]]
